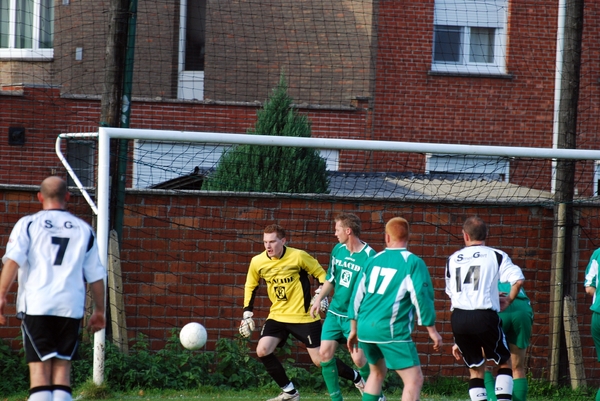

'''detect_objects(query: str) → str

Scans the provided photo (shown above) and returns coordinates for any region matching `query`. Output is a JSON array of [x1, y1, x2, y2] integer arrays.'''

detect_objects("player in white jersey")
[[0, 177, 106, 401], [446, 216, 524, 401], [348, 217, 442, 401], [309, 213, 379, 401]]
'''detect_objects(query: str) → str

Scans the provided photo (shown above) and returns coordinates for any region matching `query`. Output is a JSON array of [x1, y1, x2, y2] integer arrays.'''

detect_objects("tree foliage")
[[204, 74, 329, 193]]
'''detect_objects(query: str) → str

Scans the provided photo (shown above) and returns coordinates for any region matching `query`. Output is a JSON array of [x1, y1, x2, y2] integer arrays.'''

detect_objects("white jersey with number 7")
[[3, 209, 106, 318]]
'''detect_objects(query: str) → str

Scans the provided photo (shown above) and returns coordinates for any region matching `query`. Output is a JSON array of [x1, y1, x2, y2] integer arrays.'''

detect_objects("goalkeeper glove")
[[311, 288, 329, 313], [239, 311, 255, 338]]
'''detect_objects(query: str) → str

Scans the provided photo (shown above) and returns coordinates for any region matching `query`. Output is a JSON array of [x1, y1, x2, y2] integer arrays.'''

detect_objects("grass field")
[[4, 392, 457, 401], [5, 387, 595, 401]]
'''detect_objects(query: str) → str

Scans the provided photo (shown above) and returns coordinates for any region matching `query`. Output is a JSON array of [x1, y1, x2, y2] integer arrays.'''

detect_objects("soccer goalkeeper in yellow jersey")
[[239, 224, 364, 401]]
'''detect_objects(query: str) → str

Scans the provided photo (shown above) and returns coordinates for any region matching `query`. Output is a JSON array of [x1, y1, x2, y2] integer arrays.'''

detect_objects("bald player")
[[0, 176, 106, 401]]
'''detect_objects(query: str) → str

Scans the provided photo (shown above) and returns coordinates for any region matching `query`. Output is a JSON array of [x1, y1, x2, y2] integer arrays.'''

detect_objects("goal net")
[[58, 127, 600, 387]]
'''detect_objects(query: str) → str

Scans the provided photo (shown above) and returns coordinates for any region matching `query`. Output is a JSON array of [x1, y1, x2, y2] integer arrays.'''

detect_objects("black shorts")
[[22, 315, 82, 363], [451, 308, 511, 368], [260, 319, 322, 349]]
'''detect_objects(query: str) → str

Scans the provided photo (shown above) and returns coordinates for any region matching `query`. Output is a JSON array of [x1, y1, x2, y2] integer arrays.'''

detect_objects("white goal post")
[[55, 127, 600, 385]]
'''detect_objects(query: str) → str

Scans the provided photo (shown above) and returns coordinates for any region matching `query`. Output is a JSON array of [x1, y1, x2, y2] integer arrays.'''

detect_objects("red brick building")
[[1, 0, 599, 192], [1, 0, 600, 386]]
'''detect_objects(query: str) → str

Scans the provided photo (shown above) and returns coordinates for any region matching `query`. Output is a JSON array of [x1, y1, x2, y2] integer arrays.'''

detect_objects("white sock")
[[468, 386, 487, 401], [28, 387, 52, 401], [495, 373, 514, 401], [468, 378, 487, 401], [282, 382, 296, 393], [53, 387, 73, 401]]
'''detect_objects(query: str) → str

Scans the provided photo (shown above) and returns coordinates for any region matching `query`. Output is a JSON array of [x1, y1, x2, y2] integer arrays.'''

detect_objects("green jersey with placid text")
[[326, 242, 376, 317], [348, 247, 437, 343]]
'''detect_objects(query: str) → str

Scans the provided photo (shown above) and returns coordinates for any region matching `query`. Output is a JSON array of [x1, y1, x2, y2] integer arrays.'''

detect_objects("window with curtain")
[[432, 0, 507, 75], [0, 0, 54, 59]]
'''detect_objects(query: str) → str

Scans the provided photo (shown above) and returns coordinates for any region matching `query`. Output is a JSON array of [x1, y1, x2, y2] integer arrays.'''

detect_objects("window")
[[178, 0, 206, 100], [426, 154, 509, 181], [66, 140, 95, 188], [133, 142, 226, 188], [432, 0, 507, 75], [133, 141, 339, 189], [594, 161, 600, 196], [0, 0, 54, 59]]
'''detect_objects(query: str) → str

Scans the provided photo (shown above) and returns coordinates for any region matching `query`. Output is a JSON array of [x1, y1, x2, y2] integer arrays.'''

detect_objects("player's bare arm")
[[346, 319, 358, 352], [426, 325, 443, 352], [0, 259, 19, 325], [500, 279, 524, 311], [87, 279, 106, 333], [451, 344, 462, 360]]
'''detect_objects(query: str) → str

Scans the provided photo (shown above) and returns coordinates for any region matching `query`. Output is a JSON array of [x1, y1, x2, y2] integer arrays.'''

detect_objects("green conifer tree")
[[204, 74, 329, 193]]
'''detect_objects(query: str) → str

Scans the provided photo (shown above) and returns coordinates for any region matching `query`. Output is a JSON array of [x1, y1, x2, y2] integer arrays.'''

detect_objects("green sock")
[[484, 371, 497, 401], [358, 364, 383, 397], [362, 393, 380, 401], [359, 364, 370, 382], [596, 387, 600, 401], [321, 359, 343, 401], [512, 378, 528, 401]]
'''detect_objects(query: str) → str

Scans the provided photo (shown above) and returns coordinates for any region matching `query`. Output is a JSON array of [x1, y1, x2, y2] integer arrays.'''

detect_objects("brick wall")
[[205, 0, 373, 105], [3, 0, 600, 193], [2, 0, 372, 105], [370, 0, 600, 192], [372, 1, 557, 147], [0, 86, 369, 187], [2, 185, 600, 383]]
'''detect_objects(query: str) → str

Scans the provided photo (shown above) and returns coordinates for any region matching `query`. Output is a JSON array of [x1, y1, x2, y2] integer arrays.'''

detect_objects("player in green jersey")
[[347, 217, 442, 401], [584, 248, 600, 401], [310, 213, 381, 401], [484, 283, 533, 401]]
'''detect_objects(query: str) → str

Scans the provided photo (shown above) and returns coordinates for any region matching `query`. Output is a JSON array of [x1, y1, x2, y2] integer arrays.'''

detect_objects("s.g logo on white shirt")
[[44, 219, 75, 229]]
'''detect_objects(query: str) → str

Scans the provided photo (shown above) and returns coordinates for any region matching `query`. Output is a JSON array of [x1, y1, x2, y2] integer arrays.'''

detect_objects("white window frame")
[[432, 0, 507, 75], [177, 0, 205, 100], [0, 0, 54, 60], [594, 161, 600, 196], [426, 154, 509, 182]]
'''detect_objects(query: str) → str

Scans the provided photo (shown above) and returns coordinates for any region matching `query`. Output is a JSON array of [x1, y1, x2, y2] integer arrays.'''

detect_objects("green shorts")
[[360, 341, 420, 370], [592, 312, 600, 362], [498, 298, 533, 349], [321, 313, 351, 342]]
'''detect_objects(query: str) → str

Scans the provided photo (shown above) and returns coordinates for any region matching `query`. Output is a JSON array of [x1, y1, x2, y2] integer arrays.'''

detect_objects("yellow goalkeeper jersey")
[[243, 246, 326, 323]]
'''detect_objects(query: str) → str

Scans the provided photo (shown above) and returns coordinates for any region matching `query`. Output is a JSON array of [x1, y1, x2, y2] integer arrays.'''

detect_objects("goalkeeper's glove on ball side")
[[239, 311, 255, 338], [310, 288, 329, 313]]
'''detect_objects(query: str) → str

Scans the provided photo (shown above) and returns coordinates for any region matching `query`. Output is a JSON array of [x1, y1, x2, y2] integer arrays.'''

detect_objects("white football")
[[179, 322, 207, 350]]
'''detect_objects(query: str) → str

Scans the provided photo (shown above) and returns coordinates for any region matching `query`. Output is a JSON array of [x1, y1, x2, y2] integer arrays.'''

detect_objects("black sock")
[[336, 358, 358, 382], [259, 353, 290, 388]]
